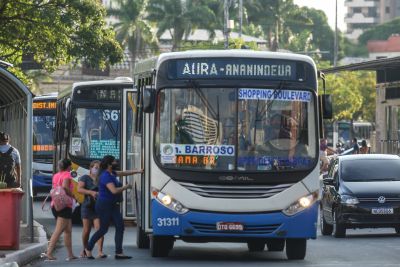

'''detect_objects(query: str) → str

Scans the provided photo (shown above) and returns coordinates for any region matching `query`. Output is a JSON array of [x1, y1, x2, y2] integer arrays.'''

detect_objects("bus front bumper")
[[151, 200, 318, 239]]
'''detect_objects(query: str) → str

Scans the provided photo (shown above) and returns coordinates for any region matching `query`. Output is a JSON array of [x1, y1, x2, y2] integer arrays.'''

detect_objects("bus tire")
[[136, 226, 150, 249], [150, 236, 174, 257], [395, 226, 400, 234], [266, 239, 285, 251], [286, 238, 306, 260], [247, 240, 265, 252]]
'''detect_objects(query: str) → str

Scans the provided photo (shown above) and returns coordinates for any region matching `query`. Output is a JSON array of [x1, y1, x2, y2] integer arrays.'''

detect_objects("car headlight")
[[341, 195, 359, 205], [283, 192, 318, 216], [152, 189, 189, 214]]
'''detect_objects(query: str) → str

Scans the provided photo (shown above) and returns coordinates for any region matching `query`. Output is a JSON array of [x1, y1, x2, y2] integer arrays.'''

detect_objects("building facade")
[[345, 0, 400, 41]]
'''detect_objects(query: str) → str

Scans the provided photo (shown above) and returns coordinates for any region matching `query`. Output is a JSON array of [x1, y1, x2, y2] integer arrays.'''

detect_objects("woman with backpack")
[[42, 158, 77, 261]]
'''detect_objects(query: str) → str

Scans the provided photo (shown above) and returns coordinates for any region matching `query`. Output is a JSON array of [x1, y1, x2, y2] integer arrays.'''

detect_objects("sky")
[[294, 0, 346, 31]]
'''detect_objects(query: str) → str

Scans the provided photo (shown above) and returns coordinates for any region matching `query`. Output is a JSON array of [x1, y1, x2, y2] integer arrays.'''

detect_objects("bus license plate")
[[216, 222, 244, 231], [371, 208, 394, 214]]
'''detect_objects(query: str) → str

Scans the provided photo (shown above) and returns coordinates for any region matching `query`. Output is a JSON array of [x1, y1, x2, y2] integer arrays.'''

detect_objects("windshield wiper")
[[258, 81, 286, 116]]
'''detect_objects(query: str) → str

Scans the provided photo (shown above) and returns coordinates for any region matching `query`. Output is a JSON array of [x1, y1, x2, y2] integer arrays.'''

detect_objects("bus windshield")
[[156, 87, 316, 172], [69, 108, 120, 160], [33, 115, 55, 159]]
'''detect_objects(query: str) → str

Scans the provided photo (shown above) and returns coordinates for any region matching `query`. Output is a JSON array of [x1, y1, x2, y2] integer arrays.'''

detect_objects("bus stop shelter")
[[0, 61, 33, 241], [322, 56, 400, 154]]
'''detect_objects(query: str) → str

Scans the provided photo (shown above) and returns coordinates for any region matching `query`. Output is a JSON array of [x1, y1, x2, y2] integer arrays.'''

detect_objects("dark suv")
[[320, 154, 400, 237]]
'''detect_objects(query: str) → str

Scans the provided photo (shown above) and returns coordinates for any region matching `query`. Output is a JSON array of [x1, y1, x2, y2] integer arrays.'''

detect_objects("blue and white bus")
[[32, 93, 57, 196], [54, 77, 135, 220], [122, 50, 330, 259]]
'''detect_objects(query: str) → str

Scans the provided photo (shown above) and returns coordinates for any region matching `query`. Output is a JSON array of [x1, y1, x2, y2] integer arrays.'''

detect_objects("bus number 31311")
[[157, 217, 179, 227]]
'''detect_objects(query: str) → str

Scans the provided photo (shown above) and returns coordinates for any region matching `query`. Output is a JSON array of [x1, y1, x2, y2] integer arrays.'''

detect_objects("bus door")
[[122, 88, 141, 221]]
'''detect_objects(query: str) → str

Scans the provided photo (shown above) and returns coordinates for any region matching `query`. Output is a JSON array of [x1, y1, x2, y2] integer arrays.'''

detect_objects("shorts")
[[51, 206, 72, 219], [81, 203, 99, 220]]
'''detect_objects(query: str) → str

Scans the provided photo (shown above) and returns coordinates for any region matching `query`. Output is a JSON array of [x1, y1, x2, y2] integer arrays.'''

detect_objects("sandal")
[[84, 248, 95, 260], [41, 253, 56, 261], [97, 254, 108, 259], [65, 256, 78, 261]]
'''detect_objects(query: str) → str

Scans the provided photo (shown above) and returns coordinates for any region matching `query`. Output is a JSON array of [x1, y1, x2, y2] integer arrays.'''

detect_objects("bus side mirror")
[[319, 94, 333, 119], [143, 86, 156, 113]]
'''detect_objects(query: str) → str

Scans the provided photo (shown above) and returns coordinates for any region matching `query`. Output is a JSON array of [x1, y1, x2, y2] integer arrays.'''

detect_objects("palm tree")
[[245, 0, 312, 51], [147, 0, 217, 51], [107, 0, 158, 69]]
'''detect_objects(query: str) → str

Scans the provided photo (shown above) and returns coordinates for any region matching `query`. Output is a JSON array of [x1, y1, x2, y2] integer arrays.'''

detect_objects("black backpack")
[[0, 147, 17, 187]]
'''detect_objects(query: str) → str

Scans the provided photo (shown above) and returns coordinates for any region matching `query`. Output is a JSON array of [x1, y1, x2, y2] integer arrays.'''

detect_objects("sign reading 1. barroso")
[[169, 58, 297, 80]]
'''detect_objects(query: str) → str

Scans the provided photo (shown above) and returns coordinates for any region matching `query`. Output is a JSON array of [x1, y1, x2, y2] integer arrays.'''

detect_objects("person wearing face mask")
[[85, 155, 143, 260], [77, 160, 106, 258]]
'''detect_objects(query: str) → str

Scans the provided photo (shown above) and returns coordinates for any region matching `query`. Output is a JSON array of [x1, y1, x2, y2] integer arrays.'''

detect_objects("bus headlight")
[[153, 189, 189, 214], [283, 192, 318, 216]]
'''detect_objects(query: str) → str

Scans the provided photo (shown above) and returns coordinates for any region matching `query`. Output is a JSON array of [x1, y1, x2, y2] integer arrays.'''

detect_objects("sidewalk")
[[0, 221, 48, 267]]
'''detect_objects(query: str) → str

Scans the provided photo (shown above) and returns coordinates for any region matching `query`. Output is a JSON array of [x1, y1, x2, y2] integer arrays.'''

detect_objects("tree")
[[358, 18, 400, 45], [0, 0, 123, 76], [244, 0, 312, 51], [107, 0, 158, 69], [147, 0, 217, 51], [324, 71, 376, 122]]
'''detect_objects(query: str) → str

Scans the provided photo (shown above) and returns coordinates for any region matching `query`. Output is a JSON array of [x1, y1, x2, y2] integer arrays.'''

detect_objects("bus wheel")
[[247, 240, 265, 252], [150, 236, 174, 257], [395, 226, 400, 234], [286, 238, 306, 260], [266, 239, 285, 251], [136, 226, 150, 249]]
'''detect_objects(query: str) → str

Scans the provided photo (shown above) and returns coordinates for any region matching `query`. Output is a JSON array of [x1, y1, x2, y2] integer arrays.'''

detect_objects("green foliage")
[[359, 17, 400, 45], [323, 71, 376, 121], [0, 0, 123, 79], [147, 0, 218, 51], [107, 0, 158, 68], [342, 38, 369, 57]]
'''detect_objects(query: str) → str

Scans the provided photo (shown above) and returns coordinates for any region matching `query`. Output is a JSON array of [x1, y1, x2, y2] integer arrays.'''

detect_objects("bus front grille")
[[178, 182, 294, 199]]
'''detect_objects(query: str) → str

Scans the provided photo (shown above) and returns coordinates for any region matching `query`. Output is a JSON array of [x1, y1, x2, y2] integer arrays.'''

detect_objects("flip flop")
[[41, 253, 56, 261], [65, 256, 78, 261], [97, 254, 108, 259]]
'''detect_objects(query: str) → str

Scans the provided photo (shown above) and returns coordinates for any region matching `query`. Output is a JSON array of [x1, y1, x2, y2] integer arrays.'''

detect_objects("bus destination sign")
[[33, 101, 56, 110], [169, 59, 297, 80]]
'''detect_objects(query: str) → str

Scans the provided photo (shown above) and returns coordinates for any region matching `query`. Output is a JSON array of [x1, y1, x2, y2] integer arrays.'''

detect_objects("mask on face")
[[91, 167, 99, 175], [111, 163, 119, 171]]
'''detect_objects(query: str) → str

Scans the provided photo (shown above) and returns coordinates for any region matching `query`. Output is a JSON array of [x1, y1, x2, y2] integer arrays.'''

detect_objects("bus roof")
[[33, 92, 58, 101], [57, 77, 134, 100], [134, 50, 316, 75]]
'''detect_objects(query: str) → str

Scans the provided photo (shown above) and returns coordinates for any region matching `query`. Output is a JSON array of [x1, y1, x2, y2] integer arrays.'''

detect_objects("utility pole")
[[224, 0, 229, 49], [334, 0, 338, 67], [239, 0, 243, 38]]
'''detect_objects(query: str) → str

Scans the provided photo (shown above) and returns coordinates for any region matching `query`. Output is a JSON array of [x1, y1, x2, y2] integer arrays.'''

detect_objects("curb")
[[0, 221, 48, 267]]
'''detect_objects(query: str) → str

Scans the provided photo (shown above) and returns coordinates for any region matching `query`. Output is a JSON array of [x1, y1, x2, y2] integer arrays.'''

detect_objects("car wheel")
[[266, 239, 285, 251], [395, 226, 400, 234], [320, 208, 333, 235], [333, 210, 346, 238], [150, 236, 174, 257], [286, 238, 306, 260], [247, 240, 265, 252]]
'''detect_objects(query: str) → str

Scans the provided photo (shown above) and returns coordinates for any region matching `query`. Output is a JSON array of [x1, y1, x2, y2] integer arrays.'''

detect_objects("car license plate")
[[216, 222, 244, 231], [371, 208, 394, 214]]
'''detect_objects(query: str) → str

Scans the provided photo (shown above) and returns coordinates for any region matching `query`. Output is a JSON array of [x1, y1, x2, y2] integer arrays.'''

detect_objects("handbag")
[[50, 185, 73, 211]]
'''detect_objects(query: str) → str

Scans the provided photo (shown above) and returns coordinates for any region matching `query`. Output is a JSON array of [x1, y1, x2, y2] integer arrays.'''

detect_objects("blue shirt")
[[98, 170, 122, 202]]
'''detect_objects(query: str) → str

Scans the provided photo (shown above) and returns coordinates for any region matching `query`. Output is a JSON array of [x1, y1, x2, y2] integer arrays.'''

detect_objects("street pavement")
[[27, 198, 400, 267]]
